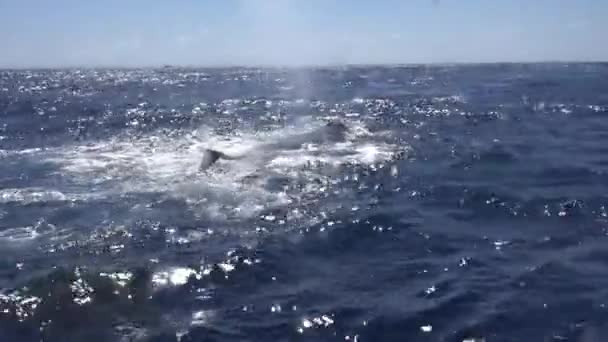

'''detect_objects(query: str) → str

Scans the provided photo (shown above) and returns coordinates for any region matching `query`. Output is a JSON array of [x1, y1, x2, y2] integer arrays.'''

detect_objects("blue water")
[[1, 64, 608, 342]]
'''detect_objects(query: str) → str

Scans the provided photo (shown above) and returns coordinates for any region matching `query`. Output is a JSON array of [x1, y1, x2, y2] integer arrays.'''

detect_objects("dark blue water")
[[1, 64, 608, 342]]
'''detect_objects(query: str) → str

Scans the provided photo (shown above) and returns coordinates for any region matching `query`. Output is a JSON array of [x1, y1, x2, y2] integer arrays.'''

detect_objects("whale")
[[199, 148, 244, 171], [199, 121, 349, 172]]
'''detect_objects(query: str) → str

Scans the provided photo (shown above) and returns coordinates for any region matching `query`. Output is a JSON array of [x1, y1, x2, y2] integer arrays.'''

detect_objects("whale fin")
[[199, 149, 241, 171], [199, 149, 223, 171]]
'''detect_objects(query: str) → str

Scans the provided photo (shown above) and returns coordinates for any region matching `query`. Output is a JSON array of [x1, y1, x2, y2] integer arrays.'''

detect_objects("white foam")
[[6, 119, 402, 226], [0, 226, 39, 241], [151, 267, 200, 287], [0, 188, 68, 204]]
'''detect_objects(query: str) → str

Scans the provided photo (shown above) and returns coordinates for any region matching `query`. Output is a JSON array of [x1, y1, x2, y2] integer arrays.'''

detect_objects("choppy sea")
[[1, 63, 608, 341]]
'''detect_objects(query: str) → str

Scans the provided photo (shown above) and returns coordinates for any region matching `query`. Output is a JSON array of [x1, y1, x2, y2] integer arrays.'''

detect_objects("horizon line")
[[1, 60, 607, 71]]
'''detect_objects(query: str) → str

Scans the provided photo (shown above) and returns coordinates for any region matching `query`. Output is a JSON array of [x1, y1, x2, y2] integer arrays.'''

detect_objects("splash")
[[1, 117, 404, 249]]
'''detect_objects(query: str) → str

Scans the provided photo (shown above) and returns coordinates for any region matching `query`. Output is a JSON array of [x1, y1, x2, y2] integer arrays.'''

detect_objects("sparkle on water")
[[1, 64, 608, 341]]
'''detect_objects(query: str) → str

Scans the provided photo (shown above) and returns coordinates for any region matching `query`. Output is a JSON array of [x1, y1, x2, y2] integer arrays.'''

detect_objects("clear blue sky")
[[0, 0, 606, 67]]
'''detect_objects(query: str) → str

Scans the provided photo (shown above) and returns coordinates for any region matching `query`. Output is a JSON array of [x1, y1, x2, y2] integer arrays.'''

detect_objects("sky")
[[0, 0, 606, 67]]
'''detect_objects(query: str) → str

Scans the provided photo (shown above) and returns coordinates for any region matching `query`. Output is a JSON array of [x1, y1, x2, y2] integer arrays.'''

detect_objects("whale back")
[[198, 121, 348, 171]]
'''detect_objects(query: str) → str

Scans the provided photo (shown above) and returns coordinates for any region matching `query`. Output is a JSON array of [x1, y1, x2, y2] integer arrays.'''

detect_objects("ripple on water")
[[2, 65, 608, 341]]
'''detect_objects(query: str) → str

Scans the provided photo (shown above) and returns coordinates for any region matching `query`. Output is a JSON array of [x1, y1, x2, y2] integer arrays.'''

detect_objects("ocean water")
[[1, 63, 608, 342]]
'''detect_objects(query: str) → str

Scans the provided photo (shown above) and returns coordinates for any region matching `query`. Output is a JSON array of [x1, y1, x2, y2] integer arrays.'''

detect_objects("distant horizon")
[[2, 59, 607, 71]]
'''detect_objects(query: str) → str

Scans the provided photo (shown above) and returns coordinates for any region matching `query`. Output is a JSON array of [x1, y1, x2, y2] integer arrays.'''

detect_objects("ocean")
[[1, 63, 608, 341]]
